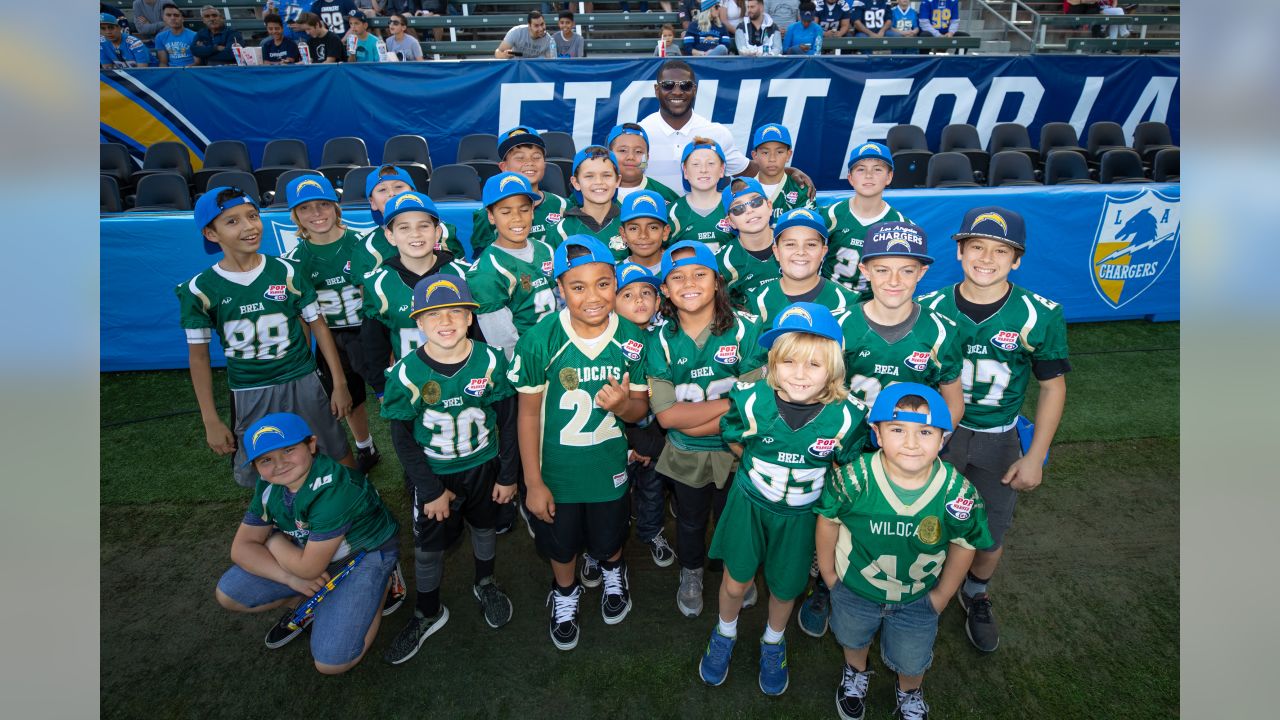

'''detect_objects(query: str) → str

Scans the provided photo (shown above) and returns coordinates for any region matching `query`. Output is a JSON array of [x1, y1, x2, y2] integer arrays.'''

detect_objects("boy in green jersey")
[[556, 146, 626, 259], [667, 139, 735, 253], [509, 236, 651, 651], [917, 206, 1070, 654], [715, 177, 781, 309], [214, 412, 400, 675], [744, 207, 859, 324], [618, 189, 671, 274], [177, 187, 354, 487], [283, 175, 378, 472], [608, 123, 682, 206], [817, 384, 992, 720], [749, 123, 816, 221], [824, 142, 910, 293], [469, 126, 570, 256], [350, 165, 463, 281], [380, 276, 518, 665]]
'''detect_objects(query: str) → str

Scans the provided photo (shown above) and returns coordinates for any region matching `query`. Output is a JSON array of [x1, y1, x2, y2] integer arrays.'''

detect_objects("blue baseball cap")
[[410, 275, 478, 318], [365, 164, 417, 198], [606, 124, 649, 149], [195, 185, 258, 254], [659, 240, 718, 281], [286, 174, 338, 210], [571, 145, 620, 176], [497, 125, 545, 160], [759, 302, 844, 350], [482, 171, 540, 208], [680, 139, 726, 191], [773, 207, 829, 243], [620, 190, 668, 224], [861, 221, 933, 264], [751, 123, 793, 151], [720, 176, 767, 216], [382, 191, 440, 227], [847, 141, 894, 171], [242, 412, 313, 466], [869, 382, 954, 433], [100, 12, 120, 24], [699, 0, 717, 11], [952, 206, 1026, 251], [616, 261, 662, 290], [553, 235, 615, 279]]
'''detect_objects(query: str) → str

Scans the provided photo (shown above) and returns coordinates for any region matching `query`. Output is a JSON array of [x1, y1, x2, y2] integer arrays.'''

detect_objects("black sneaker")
[[893, 683, 930, 720], [547, 584, 584, 650], [644, 532, 675, 568], [383, 562, 406, 616], [956, 589, 1000, 652], [836, 663, 872, 720], [600, 563, 632, 625], [355, 443, 380, 473], [264, 607, 310, 649], [578, 553, 602, 588], [473, 576, 513, 629], [382, 606, 449, 665]]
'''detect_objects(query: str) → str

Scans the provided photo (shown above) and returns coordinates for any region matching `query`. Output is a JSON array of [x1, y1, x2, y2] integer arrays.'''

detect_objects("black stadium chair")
[[889, 150, 931, 189], [1099, 149, 1149, 184], [542, 131, 576, 161], [204, 170, 261, 205], [101, 143, 136, 192], [988, 151, 1040, 187], [887, 124, 929, 153], [268, 168, 323, 207], [466, 160, 503, 185], [926, 152, 980, 188], [193, 140, 252, 194], [128, 172, 192, 211], [987, 123, 1040, 170], [130, 141, 193, 187], [550, 158, 575, 188], [1044, 149, 1097, 185], [426, 164, 482, 202], [456, 133, 500, 163], [341, 166, 377, 205], [255, 138, 311, 193], [1132, 121, 1176, 165], [1086, 121, 1128, 164], [1152, 148, 1179, 183], [940, 123, 988, 181], [382, 134, 433, 173], [101, 175, 122, 213], [539, 162, 568, 197], [318, 136, 370, 188], [1039, 122, 1088, 163]]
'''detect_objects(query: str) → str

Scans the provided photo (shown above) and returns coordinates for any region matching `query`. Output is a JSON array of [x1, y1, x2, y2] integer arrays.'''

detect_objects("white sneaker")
[[741, 580, 758, 610]]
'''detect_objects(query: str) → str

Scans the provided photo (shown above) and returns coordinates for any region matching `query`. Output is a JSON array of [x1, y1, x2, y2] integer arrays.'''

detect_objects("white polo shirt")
[[638, 111, 750, 196]]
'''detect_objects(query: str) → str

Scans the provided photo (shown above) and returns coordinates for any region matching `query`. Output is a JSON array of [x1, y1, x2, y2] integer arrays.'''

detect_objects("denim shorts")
[[828, 580, 939, 677], [216, 546, 399, 666]]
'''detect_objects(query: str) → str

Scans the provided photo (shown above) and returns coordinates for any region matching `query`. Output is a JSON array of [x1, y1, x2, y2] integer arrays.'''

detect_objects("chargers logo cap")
[[410, 275, 478, 316], [847, 141, 894, 171], [242, 412, 314, 466], [751, 123, 793, 151], [861, 221, 933, 264], [773, 207, 829, 243], [758, 301, 843, 349], [382, 191, 440, 227], [952, 205, 1026, 250], [483, 171, 541, 208]]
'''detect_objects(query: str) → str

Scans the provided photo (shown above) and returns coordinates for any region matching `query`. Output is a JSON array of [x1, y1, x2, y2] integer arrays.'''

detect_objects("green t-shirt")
[[836, 303, 964, 406], [715, 240, 781, 310], [744, 277, 859, 326], [283, 228, 364, 330], [554, 208, 627, 260], [350, 222, 464, 296], [822, 199, 909, 293], [465, 240, 558, 336], [364, 258, 469, 363], [668, 195, 736, 253], [469, 191, 570, 258], [763, 174, 815, 221], [623, 176, 681, 205], [175, 256, 318, 390], [508, 310, 649, 502], [816, 451, 993, 604]]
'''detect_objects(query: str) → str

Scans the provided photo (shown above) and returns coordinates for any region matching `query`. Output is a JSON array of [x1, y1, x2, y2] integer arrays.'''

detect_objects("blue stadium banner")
[[100, 56, 1178, 190], [101, 184, 1179, 372]]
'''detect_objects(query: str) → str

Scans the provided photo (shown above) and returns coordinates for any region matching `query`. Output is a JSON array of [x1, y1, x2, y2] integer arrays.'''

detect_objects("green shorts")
[[708, 483, 816, 602]]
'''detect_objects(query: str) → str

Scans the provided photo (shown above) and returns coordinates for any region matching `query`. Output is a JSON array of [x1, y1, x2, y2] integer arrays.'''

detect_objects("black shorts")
[[316, 327, 368, 408], [528, 495, 631, 565], [413, 456, 501, 551], [941, 426, 1021, 549]]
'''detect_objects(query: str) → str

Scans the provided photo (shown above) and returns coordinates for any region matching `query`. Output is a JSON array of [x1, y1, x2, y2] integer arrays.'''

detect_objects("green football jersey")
[[469, 191, 569, 257], [817, 451, 993, 604], [744, 278, 859, 326], [283, 228, 364, 330], [919, 284, 1069, 429], [245, 454, 399, 559], [508, 311, 649, 503], [721, 381, 869, 515], [381, 342, 514, 474], [554, 208, 627, 260], [836, 303, 964, 407], [716, 240, 781, 310], [465, 240, 558, 336], [823, 200, 909, 292], [646, 313, 766, 452], [364, 259, 469, 363], [668, 195, 736, 254], [629, 176, 681, 204], [176, 256, 318, 390], [350, 223, 463, 284], [764, 174, 815, 221]]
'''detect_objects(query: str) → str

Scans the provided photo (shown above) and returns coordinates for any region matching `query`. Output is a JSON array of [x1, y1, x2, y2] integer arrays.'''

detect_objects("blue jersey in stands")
[[310, 0, 358, 36], [100, 34, 152, 67], [279, 2, 311, 42], [683, 24, 733, 54], [261, 36, 301, 63], [155, 28, 197, 67], [918, 0, 960, 35], [813, 0, 852, 34], [891, 5, 918, 33]]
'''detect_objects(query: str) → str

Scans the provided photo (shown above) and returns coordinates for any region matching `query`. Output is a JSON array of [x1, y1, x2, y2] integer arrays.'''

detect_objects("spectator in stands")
[[495, 11, 557, 59], [736, 0, 782, 55], [639, 60, 751, 193], [891, 0, 919, 37], [193, 5, 243, 65], [299, 11, 348, 62], [346, 10, 381, 60], [852, 0, 894, 41], [718, 0, 745, 34], [378, 0, 426, 14], [383, 13, 423, 60], [353, 0, 379, 18], [553, 12, 585, 58], [260, 13, 302, 63], [100, 13, 152, 68], [155, 4, 198, 67], [683, 0, 733, 56], [310, 1, 358, 36], [813, 0, 851, 40], [656, 24, 678, 55], [620, 1, 650, 12], [1097, 0, 1132, 39], [676, 0, 699, 30], [132, 0, 167, 42], [918, 0, 966, 38], [271, 2, 311, 43], [783, 4, 822, 54], [766, 0, 801, 38]]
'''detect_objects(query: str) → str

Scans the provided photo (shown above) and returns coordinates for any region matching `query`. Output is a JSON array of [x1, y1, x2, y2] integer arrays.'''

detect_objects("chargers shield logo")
[[1089, 188, 1180, 309]]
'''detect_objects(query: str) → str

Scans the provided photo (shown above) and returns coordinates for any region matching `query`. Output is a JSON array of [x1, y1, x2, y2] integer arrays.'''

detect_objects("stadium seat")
[[101, 143, 135, 192], [341, 166, 377, 205], [988, 151, 1041, 187], [540, 162, 568, 197], [889, 150, 931, 189], [550, 159, 575, 188], [130, 141, 193, 187], [542, 131, 576, 160], [382, 134, 433, 173], [1085, 121, 1128, 164], [318, 136, 370, 188], [1132, 121, 1176, 165], [926, 152, 980, 188], [1044, 150, 1097, 185], [255, 139, 311, 192], [204, 170, 261, 205], [193, 140, 252, 194], [939, 124, 988, 181], [457, 133, 500, 163], [128, 172, 192, 211], [1099, 149, 1149, 184], [101, 175, 122, 213], [1152, 148, 1179, 183], [467, 160, 503, 185], [427, 164, 482, 202], [1039, 122, 1088, 162], [268, 168, 323, 207], [987, 123, 1040, 170], [887, 124, 929, 153]]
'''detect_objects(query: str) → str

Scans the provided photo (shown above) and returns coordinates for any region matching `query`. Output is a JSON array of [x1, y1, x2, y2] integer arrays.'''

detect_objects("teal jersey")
[[469, 191, 570, 257], [646, 313, 766, 452], [508, 311, 649, 503], [721, 381, 869, 515], [836, 303, 964, 407], [823, 199, 909, 292], [716, 240, 781, 310], [245, 454, 399, 558], [668, 195, 736, 253], [283, 228, 363, 329], [554, 208, 627, 260], [817, 451, 993, 604], [465, 240, 558, 336], [380, 342, 514, 474], [175, 256, 318, 390], [350, 222, 463, 287], [744, 278, 859, 326], [919, 284, 1069, 429], [364, 259, 468, 362], [763, 174, 815, 221]]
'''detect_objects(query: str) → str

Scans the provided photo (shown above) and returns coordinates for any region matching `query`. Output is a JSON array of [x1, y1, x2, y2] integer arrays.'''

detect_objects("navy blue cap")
[[869, 382, 954, 432], [952, 206, 1026, 251], [482, 171, 540, 208], [620, 190, 668, 224], [659, 240, 719, 281], [195, 185, 258, 254], [497, 125, 545, 160], [606, 124, 649, 149], [410, 275, 478, 318], [616, 261, 662, 290], [681, 140, 726, 192], [382, 191, 440, 227], [553, 235, 615, 279], [751, 123, 793, 151], [861, 221, 933, 264], [242, 412, 313, 466], [773, 207, 828, 243], [365, 165, 417, 198], [759, 302, 844, 350], [721, 177, 767, 215], [847, 141, 894, 171], [286, 175, 338, 210]]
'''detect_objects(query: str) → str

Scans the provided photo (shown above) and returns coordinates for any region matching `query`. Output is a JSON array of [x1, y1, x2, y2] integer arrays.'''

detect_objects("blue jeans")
[[619, 1, 650, 10], [629, 459, 666, 543], [828, 581, 940, 676]]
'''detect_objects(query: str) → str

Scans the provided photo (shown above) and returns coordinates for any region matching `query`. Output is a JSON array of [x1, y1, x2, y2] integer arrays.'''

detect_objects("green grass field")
[[101, 320, 1179, 720]]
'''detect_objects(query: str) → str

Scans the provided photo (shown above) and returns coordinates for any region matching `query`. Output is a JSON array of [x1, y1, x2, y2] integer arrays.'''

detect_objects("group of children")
[[183, 120, 1069, 720]]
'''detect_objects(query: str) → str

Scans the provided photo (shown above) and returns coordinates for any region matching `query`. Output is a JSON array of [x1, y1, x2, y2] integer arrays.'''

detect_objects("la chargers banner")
[[100, 55, 1178, 190], [101, 184, 1179, 372]]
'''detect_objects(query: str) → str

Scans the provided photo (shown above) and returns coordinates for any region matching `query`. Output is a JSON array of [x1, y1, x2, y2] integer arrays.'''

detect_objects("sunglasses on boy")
[[657, 80, 696, 92], [728, 196, 768, 216]]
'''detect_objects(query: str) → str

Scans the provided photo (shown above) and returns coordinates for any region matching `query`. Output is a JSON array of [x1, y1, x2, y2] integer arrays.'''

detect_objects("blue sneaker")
[[797, 581, 831, 637], [698, 627, 736, 686], [758, 638, 789, 696]]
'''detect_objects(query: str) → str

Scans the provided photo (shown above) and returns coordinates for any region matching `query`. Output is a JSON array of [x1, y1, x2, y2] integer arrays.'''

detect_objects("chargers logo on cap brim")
[[425, 279, 459, 299], [778, 306, 813, 326], [499, 175, 528, 192], [633, 195, 659, 211], [297, 179, 323, 193], [972, 212, 1008, 234], [763, 126, 783, 138], [858, 143, 883, 155], [394, 193, 425, 209], [790, 208, 816, 221], [621, 266, 645, 281], [251, 425, 285, 449]]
